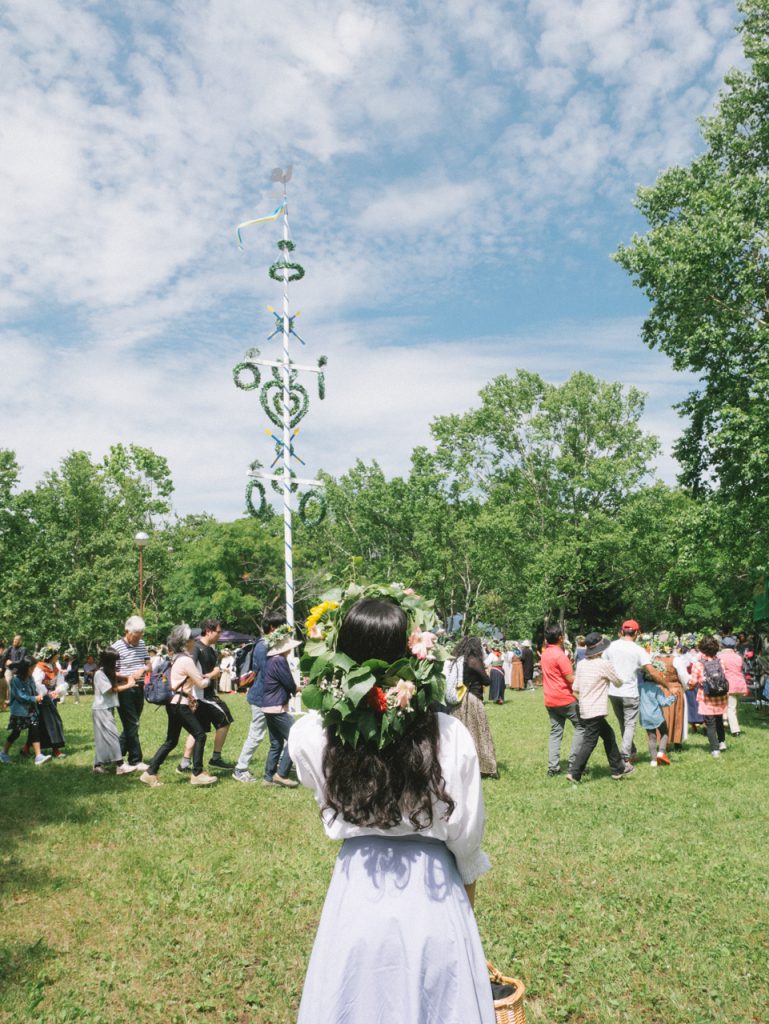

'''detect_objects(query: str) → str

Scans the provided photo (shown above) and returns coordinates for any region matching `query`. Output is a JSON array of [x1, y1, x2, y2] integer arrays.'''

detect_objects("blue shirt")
[[246, 639, 268, 706], [10, 675, 38, 718], [638, 679, 675, 730]]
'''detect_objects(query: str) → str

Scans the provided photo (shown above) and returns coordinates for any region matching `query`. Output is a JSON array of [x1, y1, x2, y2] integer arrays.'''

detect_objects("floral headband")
[[300, 582, 447, 750], [265, 624, 296, 650]]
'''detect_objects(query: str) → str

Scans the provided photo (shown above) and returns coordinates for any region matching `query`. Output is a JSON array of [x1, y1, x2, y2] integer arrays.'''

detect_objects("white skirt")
[[297, 835, 495, 1024]]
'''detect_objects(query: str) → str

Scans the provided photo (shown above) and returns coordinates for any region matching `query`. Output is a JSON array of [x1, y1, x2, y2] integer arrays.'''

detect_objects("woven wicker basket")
[[488, 962, 526, 1024]]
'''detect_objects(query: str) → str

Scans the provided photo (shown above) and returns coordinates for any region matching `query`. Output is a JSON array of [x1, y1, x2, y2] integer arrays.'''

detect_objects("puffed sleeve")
[[288, 712, 327, 801], [441, 716, 491, 884]]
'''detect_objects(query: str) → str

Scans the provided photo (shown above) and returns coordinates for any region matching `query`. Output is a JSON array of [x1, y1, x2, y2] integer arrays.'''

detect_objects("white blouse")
[[288, 711, 491, 885]]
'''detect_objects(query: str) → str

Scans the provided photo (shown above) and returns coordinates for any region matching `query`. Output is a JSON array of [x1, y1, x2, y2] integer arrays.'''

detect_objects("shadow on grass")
[[0, 936, 55, 998]]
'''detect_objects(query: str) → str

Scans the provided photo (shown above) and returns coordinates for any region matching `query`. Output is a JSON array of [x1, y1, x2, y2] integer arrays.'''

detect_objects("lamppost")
[[135, 531, 149, 616]]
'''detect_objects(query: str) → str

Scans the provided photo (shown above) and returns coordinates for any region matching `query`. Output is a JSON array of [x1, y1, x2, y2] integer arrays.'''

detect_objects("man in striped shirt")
[[111, 615, 149, 770]]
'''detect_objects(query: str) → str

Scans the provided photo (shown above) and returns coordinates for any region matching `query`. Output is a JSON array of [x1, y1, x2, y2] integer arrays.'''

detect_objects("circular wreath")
[[245, 478, 268, 518], [233, 362, 261, 391], [300, 582, 448, 750], [299, 489, 326, 527], [269, 260, 305, 283]]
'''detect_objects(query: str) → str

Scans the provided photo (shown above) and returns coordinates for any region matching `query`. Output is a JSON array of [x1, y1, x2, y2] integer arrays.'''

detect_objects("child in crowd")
[[639, 673, 676, 766], [0, 657, 50, 766], [92, 649, 139, 775]]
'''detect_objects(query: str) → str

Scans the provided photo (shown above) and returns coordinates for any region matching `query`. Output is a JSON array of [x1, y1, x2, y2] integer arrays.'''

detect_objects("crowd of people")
[[536, 619, 761, 783], [2, 597, 766, 1023], [1, 616, 763, 787]]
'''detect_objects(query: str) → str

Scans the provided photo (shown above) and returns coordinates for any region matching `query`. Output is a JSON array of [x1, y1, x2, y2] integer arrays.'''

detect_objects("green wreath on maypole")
[[233, 167, 328, 531]]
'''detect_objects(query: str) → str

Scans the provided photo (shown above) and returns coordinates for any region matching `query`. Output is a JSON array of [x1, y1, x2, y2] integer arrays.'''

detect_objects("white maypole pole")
[[279, 174, 294, 631], [233, 165, 327, 654]]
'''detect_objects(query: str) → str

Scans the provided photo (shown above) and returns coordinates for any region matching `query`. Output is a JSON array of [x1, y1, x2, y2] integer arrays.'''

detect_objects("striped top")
[[111, 637, 148, 678]]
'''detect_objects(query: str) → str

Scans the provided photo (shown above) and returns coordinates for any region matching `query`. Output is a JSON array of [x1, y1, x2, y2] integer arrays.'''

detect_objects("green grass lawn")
[[2, 691, 768, 1024]]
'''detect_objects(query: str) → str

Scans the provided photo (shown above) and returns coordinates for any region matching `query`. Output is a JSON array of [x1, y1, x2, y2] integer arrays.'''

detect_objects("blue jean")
[[264, 712, 294, 780], [546, 702, 583, 773]]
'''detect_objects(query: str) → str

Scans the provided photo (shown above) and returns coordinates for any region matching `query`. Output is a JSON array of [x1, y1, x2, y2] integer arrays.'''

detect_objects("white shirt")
[[603, 638, 651, 698], [92, 669, 118, 710], [288, 711, 491, 885], [673, 651, 696, 687]]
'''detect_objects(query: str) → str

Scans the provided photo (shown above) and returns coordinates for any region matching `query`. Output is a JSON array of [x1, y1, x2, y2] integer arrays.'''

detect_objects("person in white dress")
[[289, 586, 495, 1024]]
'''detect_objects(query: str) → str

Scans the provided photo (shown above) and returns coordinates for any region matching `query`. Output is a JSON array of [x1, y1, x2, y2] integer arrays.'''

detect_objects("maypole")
[[233, 166, 327, 630]]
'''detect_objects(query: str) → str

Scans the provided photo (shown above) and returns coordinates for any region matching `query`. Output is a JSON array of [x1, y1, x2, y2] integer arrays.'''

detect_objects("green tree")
[[429, 370, 660, 635], [614, 0, 769, 568]]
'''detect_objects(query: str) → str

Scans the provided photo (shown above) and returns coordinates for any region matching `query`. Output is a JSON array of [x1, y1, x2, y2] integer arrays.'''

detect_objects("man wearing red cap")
[[603, 620, 664, 764]]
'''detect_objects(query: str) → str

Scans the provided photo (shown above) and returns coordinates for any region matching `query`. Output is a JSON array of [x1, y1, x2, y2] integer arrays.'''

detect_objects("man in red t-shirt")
[[541, 625, 584, 777]]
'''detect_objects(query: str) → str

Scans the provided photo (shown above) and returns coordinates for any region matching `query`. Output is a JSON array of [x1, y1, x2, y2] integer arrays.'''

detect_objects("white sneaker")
[[133, 762, 150, 772], [190, 772, 218, 786], [34, 754, 52, 766], [649, 760, 658, 767], [718, 741, 727, 751], [711, 750, 721, 758], [116, 763, 138, 775], [92, 766, 107, 775], [140, 771, 162, 787]]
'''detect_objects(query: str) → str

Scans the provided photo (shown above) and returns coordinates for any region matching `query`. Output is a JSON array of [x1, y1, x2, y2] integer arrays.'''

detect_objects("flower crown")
[[299, 582, 448, 750], [265, 624, 295, 650]]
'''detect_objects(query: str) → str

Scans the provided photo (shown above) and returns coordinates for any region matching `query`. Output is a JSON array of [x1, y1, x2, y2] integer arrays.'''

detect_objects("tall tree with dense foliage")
[[614, 0, 769, 568]]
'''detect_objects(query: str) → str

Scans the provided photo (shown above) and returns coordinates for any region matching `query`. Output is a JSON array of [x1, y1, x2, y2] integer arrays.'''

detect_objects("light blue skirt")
[[297, 835, 496, 1024]]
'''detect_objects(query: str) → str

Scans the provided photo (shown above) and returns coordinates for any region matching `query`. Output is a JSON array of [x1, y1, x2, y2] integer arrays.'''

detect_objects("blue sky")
[[0, 0, 745, 517]]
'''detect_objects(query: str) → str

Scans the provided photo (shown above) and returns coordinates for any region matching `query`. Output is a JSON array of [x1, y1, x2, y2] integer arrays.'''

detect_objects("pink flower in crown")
[[403, 588, 416, 596], [391, 679, 416, 709], [408, 628, 436, 660], [309, 624, 322, 639]]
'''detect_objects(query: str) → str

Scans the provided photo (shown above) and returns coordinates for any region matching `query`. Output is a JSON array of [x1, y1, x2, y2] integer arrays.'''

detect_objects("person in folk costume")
[[655, 641, 686, 750], [509, 643, 525, 691], [289, 586, 495, 1024], [446, 636, 499, 778], [487, 647, 506, 703], [32, 642, 67, 758]]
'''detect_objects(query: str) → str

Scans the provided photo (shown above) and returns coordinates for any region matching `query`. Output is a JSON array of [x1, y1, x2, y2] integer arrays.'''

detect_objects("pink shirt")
[[717, 649, 748, 695], [541, 645, 575, 707]]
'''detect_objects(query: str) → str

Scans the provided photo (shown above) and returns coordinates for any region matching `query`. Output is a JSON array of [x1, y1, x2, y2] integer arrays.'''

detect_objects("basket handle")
[[487, 960, 504, 984]]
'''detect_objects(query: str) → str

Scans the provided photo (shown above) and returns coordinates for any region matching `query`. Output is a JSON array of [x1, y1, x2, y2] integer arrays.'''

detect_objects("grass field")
[[2, 691, 768, 1024]]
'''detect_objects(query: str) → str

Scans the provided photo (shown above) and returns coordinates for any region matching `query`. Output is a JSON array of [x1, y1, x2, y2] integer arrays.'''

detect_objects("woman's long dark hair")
[[98, 648, 118, 685], [322, 598, 455, 830]]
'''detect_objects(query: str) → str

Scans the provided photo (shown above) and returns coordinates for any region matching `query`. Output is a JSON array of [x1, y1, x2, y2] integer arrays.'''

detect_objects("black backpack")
[[702, 658, 729, 698], [234, 642, 256, 682]]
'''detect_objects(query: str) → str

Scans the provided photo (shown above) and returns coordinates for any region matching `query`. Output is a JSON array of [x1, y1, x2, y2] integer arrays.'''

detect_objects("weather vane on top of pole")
[[233, 166, 328, 630]]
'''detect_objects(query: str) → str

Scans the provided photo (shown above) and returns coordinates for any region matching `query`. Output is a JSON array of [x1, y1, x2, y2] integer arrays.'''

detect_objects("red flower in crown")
[[366, 686, 388, 713]]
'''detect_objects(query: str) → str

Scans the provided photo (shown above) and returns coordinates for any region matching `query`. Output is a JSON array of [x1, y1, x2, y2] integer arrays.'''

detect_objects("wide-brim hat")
[[266, 638, 302, 657], [584, 631, 610, 657]]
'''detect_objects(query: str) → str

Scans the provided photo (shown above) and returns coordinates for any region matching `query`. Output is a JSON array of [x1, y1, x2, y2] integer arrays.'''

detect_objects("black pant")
[[147, 703, 207, 775], [570, 715, 624, 779], [117, 687, 144, 765], [703, 714, 725, 752], [8, 722, 41, 746]]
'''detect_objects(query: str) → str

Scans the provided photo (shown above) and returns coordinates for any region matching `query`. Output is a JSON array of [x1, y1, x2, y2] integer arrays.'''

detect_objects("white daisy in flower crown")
[[300, 582, 448, 750]]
